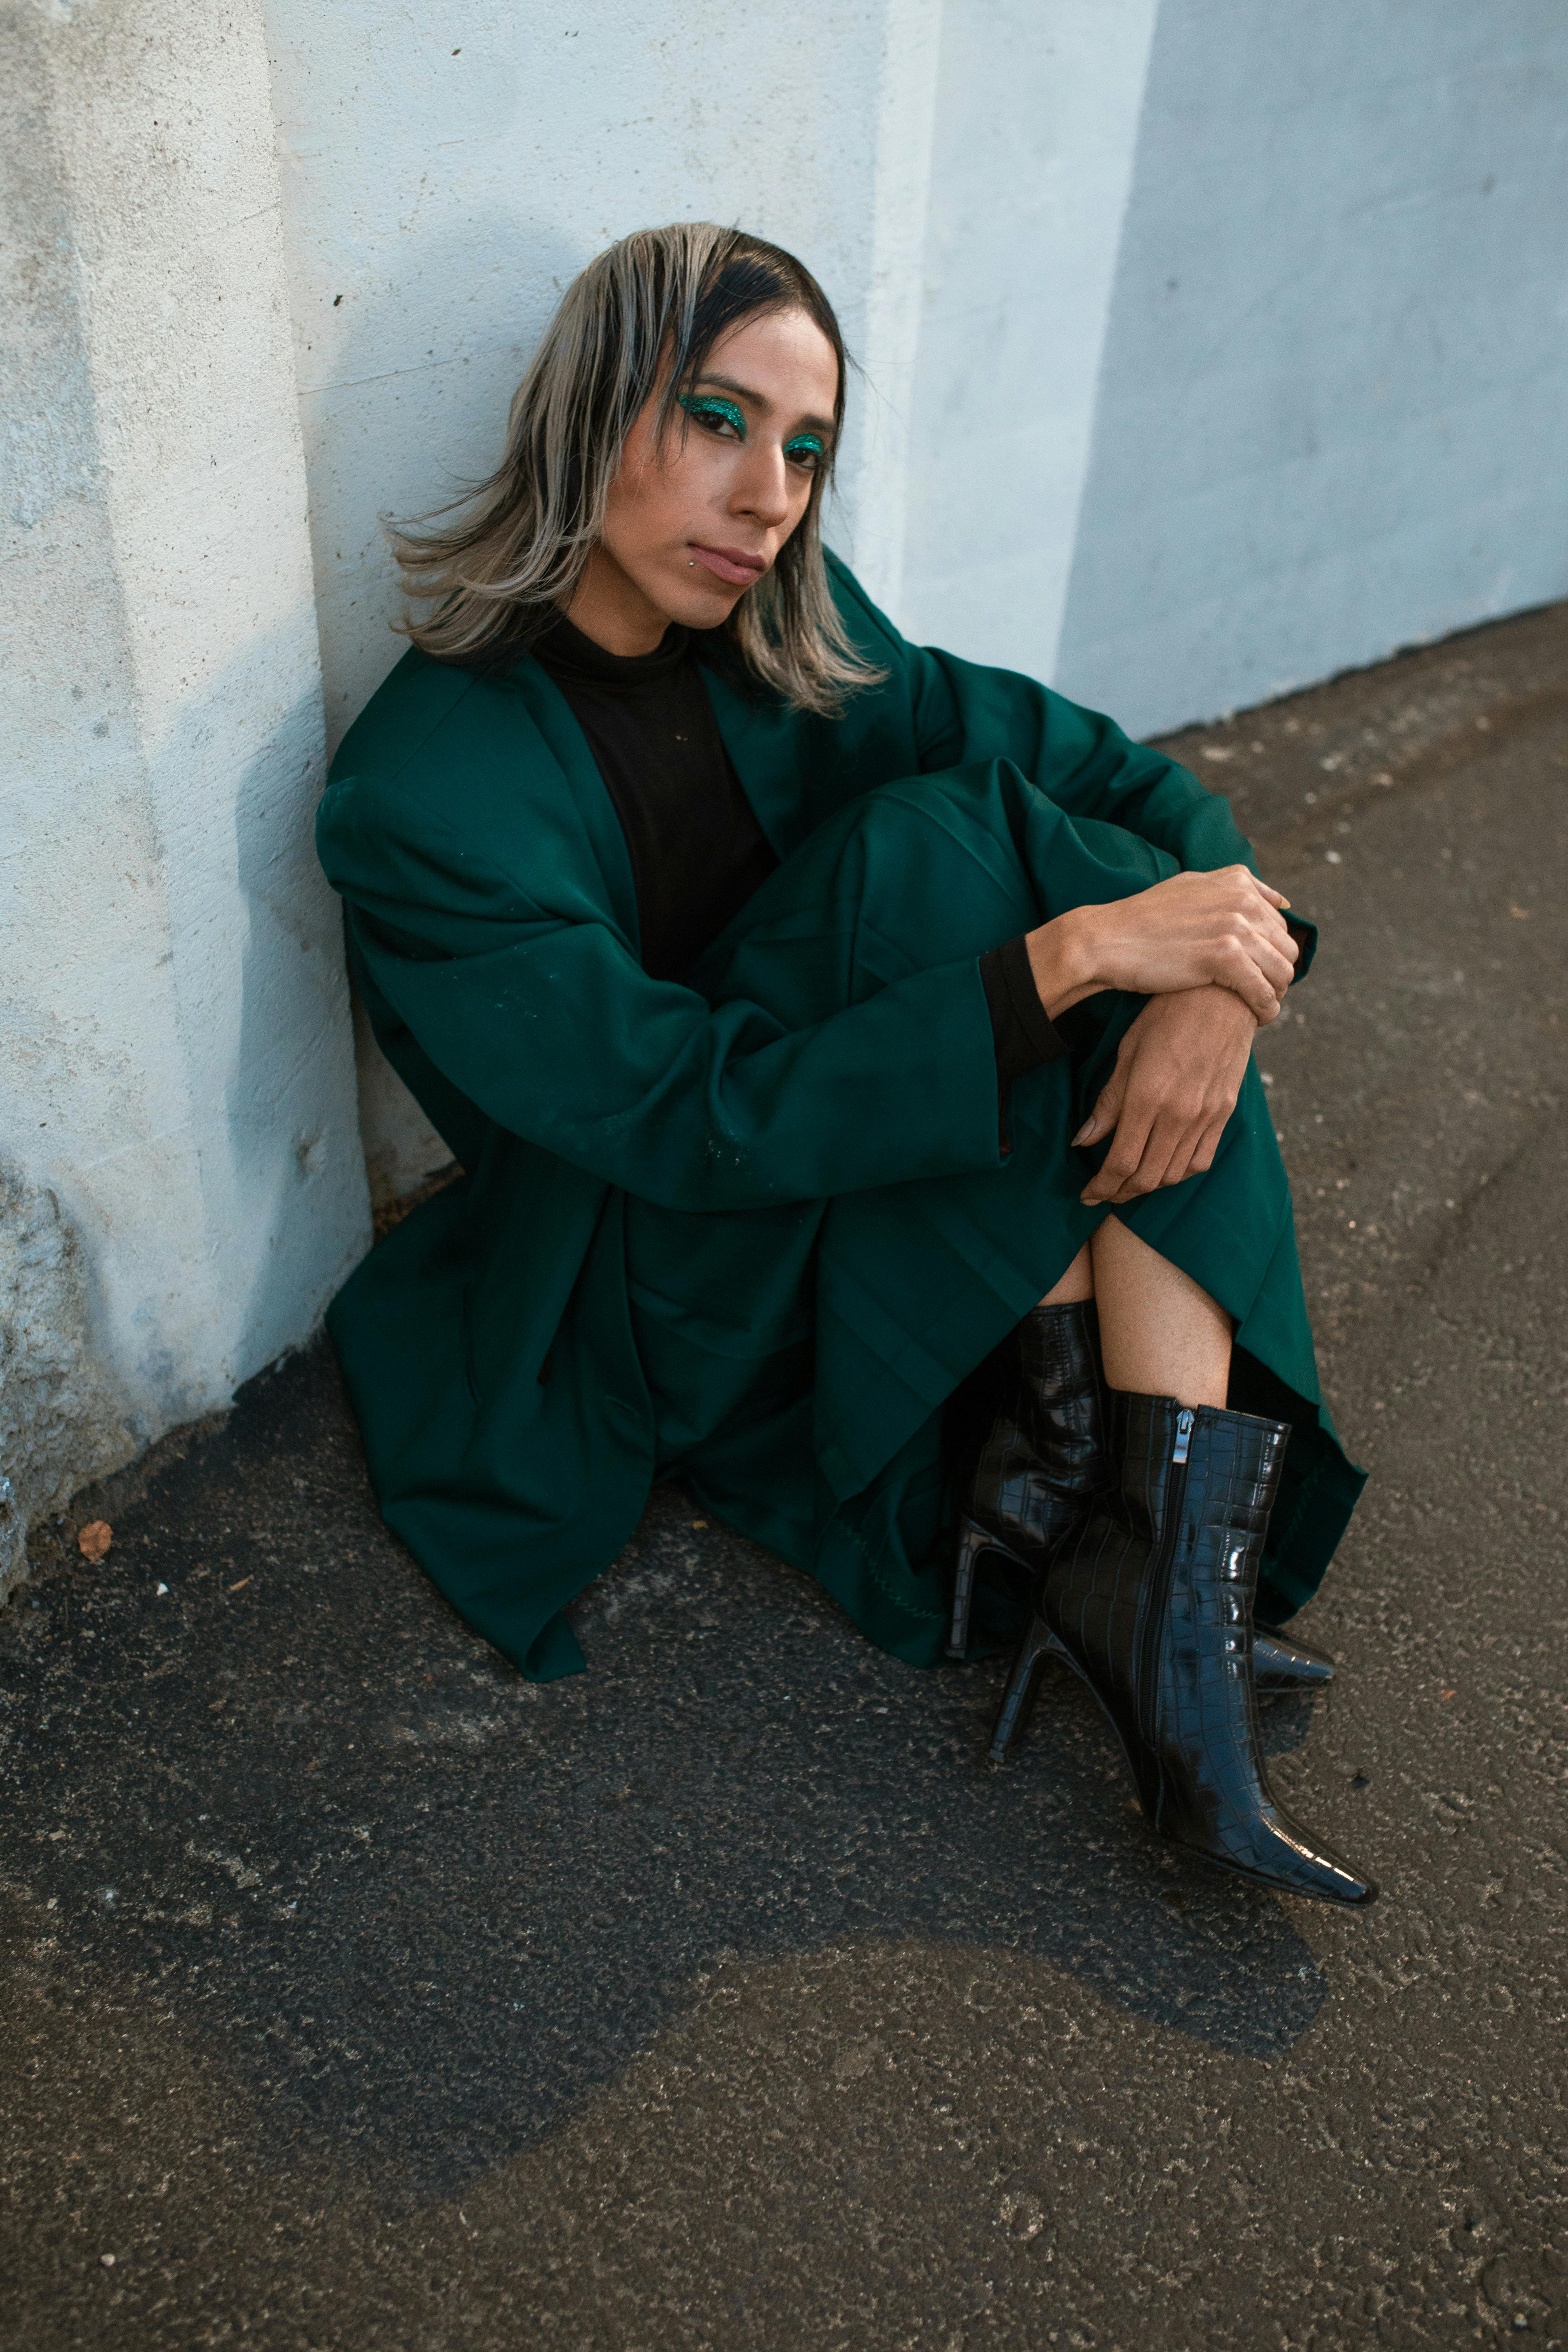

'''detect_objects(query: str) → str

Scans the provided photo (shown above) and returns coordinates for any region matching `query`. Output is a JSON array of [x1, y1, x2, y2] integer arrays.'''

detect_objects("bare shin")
[[1088, 1215, 1232, 1407]]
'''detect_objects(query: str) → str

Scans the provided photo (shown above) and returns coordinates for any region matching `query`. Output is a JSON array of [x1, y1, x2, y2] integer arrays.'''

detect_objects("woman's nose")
[[731, 445, 791, 527]]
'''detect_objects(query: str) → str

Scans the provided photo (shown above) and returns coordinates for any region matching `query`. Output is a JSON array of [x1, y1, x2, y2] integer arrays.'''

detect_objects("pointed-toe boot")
[[1253, 1621, 1337, 1691], [1021, 1391, 1377, 1906], [948, 1300, 1110, 1659], [951, 1306, 1339, 1701]]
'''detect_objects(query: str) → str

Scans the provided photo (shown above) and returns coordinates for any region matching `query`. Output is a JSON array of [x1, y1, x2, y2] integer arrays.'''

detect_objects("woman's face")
[[568, 305, 840, 654]]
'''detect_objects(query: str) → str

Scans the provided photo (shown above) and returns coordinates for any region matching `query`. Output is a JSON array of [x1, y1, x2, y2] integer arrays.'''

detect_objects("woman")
[[316, 224, 1374, 1906]]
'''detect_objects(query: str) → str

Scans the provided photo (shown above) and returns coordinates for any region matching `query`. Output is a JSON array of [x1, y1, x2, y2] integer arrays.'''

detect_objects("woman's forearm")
[[1023, 906, 1101, 1021]]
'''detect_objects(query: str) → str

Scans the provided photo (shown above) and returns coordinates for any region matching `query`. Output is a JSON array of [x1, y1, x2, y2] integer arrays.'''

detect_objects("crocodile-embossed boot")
[[1253, 1621, 1337, 1689], [1006, 1390, 1377, 1905], [951, 1306, 1339, 1702], [947, 1301, 1111, 1660]]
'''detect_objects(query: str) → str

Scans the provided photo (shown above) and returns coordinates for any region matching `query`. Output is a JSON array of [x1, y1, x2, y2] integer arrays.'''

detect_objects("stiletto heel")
[[949, 1517, 1026, 1659], [985, 1610, 1063, 1763]]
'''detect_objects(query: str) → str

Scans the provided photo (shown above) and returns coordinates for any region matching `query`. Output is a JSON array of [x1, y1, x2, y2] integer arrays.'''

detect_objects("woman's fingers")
[[1225, 863, 1291, 914], [1072, 1068, 1126, 1149], [1158, 1112, 1229, 1194], [1190, 1110, 1231, 1175], [1227, 892, 1297, 969], [1077, 993, 1257, 1202], [1212, 940, 1284, 1024], [1120, 1124, 1184, 1200], [1159, 1114, 1220, 1193], [1113, 1101, 1221, 1199], [1080, 1095, 1159, 1202], [1250, 931, 1298, 996], [1082, 1085, 1204, 1204], [1100, 1110, 1190, 1203]]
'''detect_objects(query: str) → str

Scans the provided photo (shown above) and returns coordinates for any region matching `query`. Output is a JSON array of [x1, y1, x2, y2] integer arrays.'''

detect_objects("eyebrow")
[[692, 371, 836, 441]]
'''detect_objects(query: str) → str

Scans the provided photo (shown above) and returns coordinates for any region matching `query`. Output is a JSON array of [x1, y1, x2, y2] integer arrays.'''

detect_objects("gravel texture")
[[2, 602, 1565, 2351]]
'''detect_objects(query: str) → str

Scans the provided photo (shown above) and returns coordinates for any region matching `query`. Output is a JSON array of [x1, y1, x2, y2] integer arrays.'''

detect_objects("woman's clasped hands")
[[1023, 866, 1299, 1210], [1026, 864, 1297, 1027]]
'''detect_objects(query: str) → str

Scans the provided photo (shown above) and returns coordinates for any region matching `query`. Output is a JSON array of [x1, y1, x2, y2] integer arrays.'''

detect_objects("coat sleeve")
[[318, 773, 1006, 1212]]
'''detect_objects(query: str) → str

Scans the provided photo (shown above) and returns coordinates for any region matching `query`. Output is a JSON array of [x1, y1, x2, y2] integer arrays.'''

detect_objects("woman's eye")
[[785, 437, 826, 471], [680, 395, 745, 441]]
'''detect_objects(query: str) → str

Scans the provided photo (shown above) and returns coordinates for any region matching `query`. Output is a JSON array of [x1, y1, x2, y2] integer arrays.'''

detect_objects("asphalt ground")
[[3, 602, 1566, 2351]]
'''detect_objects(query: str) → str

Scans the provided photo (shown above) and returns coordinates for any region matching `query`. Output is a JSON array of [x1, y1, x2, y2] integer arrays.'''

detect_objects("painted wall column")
[[0, 0, 367, 1594]]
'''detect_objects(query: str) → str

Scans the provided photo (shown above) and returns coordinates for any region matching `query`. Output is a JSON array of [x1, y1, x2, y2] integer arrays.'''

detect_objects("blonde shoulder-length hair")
[[395, 222, 884, 716]]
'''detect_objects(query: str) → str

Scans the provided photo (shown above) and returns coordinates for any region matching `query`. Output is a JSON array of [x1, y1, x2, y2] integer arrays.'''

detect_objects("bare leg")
[[1038, 1242, 1094, 1305], [1089, 1214, 1232, 1407]]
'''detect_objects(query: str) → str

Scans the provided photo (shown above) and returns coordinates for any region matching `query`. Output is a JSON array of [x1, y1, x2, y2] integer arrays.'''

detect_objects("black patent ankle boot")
[[947, 1300, 1110, 1659], [949, 1306, 1335, 1699], [1254, 1621, 1337, 1690], [1010, 1391, 1377, 1905]]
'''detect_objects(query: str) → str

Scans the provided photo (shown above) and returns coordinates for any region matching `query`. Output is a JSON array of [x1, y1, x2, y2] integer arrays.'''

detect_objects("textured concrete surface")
[[0, 1169, 130, 1606], [2, 0, 368, 1576], [2, 604, 1565, 2349], [1046, 0, 1568, 736]]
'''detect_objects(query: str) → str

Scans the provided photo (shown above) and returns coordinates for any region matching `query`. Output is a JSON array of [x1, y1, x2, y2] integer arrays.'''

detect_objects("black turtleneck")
[[530, 612, 1072, 1118], [532, 613, 779, 984]]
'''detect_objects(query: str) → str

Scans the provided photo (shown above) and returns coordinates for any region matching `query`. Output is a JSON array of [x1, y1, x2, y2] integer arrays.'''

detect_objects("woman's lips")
[[688, 544, 767, 587]]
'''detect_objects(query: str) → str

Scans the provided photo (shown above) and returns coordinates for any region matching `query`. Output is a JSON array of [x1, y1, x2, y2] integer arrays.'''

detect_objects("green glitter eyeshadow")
[[679, 393, 746, 438]]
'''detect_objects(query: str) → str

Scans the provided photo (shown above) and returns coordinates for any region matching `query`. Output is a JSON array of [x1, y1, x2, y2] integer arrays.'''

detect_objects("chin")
[[658, 574, 749, 632]]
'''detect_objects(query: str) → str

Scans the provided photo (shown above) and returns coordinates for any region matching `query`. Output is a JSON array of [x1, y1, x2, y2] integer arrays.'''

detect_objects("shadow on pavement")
[[1, 1342, 1328, 2197]]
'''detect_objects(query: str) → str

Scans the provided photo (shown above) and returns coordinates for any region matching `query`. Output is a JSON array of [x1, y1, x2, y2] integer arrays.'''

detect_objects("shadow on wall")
[[298, 216, 587, 1207], [300, 212, 583, 757], [224, 665, 370, 1373], [7, 634, 369, 1533]]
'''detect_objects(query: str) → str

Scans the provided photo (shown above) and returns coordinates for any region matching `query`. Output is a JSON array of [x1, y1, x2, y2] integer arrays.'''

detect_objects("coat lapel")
[[697, 657, 818, 858]]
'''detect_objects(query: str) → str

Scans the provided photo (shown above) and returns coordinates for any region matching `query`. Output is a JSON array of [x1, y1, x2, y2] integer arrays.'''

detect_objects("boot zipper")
[[1136, 1409, 1196, 1766]]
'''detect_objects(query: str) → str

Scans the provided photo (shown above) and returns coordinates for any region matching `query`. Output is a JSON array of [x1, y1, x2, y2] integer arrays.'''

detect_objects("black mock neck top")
[[532, 613, 779, 983]]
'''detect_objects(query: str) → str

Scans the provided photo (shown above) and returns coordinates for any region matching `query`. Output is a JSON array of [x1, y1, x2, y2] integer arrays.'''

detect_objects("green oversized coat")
[[316, 554, 1363, 1680]]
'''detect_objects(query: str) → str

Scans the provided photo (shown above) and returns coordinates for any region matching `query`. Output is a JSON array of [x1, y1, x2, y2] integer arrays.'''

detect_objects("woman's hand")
[[1026, 865, 1297, 1026], [1075, 987, 1258, 1206]]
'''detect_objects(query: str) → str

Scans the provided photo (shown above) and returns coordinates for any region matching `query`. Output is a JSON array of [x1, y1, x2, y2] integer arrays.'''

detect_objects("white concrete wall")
[[900, 0, 1161, 686], [908, 0, 1568, 736], [0, 0, 367, 1594], [261, 0, 943, 1199], [6, 0, 1568, 1583]]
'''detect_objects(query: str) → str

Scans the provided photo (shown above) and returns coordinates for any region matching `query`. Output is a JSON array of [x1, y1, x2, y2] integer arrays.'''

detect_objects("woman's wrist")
[[1025, 909, 1100, 1020]]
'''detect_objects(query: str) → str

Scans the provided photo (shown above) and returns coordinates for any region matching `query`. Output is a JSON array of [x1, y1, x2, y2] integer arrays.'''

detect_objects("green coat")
[[316, 554, 1362, 1680]]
